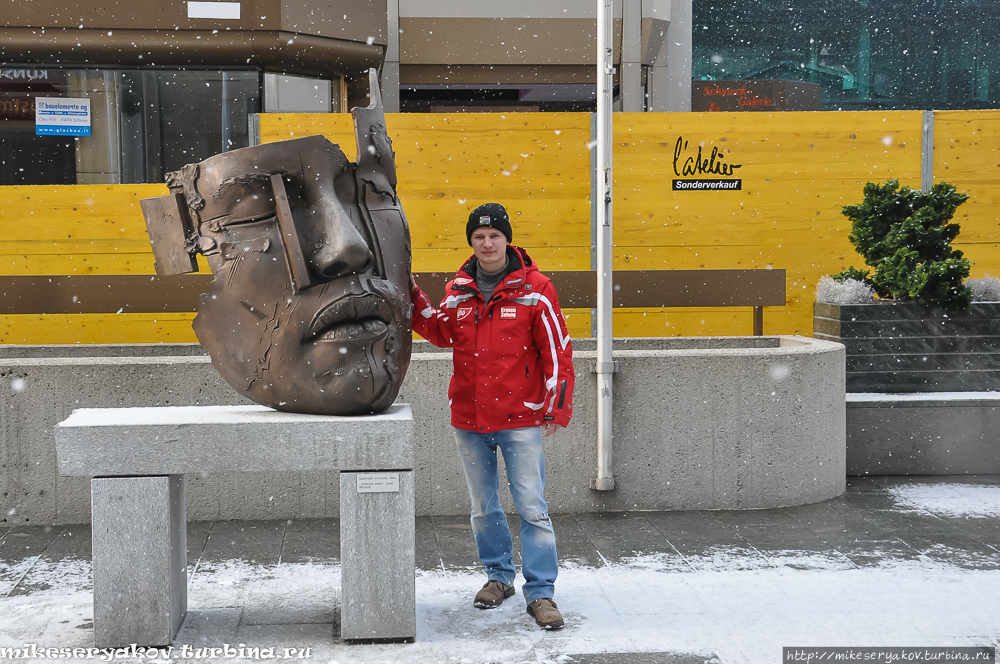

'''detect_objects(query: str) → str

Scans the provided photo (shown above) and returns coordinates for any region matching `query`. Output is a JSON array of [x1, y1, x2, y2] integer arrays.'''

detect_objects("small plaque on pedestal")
[[357, 472, 400, 493]]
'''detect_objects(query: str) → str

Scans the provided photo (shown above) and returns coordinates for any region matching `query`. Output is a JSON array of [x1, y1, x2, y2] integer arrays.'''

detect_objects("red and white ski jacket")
[[411, 246, 575, 433]]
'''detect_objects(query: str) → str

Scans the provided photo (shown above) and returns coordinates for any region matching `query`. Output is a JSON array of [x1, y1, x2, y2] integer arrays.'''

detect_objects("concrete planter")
[[814, 301, 1000, 475], [813, 301, 1000, 393], [0, 336, 845, 525]]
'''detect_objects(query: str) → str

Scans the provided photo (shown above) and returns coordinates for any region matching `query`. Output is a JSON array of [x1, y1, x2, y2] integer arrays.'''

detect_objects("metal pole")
[[221, 71, 231, 152], [593, 0, 615, 491]]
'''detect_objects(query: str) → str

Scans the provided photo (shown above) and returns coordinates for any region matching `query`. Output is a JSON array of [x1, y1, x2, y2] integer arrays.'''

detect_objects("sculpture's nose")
[[308, 198, 374, 279]]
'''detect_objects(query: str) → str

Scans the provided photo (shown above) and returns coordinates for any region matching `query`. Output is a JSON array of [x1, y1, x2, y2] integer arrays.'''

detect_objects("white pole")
[[593, 0, 615, 491]]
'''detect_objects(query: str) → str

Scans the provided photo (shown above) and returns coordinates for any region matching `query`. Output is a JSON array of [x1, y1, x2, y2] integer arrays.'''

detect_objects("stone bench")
[[54, 404, 415, 648]]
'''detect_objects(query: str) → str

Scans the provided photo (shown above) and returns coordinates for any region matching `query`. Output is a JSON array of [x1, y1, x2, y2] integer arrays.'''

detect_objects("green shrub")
[[832, 179, 973, 309]]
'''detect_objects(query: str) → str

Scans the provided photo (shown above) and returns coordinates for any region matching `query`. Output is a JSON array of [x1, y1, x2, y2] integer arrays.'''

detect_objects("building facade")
[[1, 0, 692, 186], [3, 0, 999, 187]]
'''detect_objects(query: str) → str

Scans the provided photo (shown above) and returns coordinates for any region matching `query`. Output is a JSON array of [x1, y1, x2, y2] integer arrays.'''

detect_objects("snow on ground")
[[887, 482, 1000, 518], [2, 552, 999, 664], [3, 483, 1000, 663]]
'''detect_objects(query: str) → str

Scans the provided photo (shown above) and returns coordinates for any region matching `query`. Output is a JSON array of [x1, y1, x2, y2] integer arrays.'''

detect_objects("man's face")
[[170, 135, 412, 415], [470, 228, 508, 272]]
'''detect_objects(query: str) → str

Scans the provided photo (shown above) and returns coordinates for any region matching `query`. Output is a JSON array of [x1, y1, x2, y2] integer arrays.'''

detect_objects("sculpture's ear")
[[140, 193, 199, 275], [353, 68, 397, 202]]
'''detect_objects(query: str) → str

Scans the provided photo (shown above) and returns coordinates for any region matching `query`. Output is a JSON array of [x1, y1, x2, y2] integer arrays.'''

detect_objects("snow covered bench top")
[[55, 403, 414, 476]]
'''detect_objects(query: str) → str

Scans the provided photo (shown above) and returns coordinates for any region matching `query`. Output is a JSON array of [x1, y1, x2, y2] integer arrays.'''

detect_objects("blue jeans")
[[453, 426, 558, 604]]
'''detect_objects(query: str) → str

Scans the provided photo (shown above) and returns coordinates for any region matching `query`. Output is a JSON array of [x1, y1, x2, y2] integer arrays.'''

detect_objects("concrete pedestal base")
[[340, 471, 416, 641], [92, 476, 186, 648], [56, 404, 415, 647]]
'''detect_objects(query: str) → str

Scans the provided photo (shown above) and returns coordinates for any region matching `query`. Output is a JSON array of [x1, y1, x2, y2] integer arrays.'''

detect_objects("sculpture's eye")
[[201, 176, 287, 229], [203, 209, 278, 228]]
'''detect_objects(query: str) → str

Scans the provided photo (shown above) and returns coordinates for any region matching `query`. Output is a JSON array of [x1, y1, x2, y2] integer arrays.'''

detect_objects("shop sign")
[[671, 136, 743, 191], [691, 80, 820, 112], [0, 69, 50, 81], [35, 97, 91, 136]]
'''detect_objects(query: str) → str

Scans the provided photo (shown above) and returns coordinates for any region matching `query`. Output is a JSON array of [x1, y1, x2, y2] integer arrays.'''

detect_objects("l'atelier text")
[[672, 137, 743, 177]]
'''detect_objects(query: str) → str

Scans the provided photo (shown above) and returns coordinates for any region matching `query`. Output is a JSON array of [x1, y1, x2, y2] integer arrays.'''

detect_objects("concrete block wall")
[[0, 336, 845, 525]]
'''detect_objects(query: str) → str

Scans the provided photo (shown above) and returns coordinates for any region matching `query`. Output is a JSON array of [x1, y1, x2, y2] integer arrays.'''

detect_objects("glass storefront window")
[[0, 67, 260, 186], [693, 0, 1000, 111], [0, 68, 78, 184]]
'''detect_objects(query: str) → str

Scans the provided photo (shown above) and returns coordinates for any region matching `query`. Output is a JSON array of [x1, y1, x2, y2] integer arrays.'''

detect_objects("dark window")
[[0, 67, 260, 186], [693, 0, 1000, 111], [1, 68, 77, 185]]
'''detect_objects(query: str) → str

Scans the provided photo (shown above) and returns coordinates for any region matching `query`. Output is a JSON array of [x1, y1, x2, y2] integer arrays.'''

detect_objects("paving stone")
[[895, 534, 1000, 569], [952, 519, 1000, 549], [8, 525, 92, 597], [242, 564, 338, 627], [738, 542, 854, 570], [173, 607, 242, 646], [0, 525, 62, 596], [431, 515, 481, 569], [643, 511, 733, 540], [200, 519, 285, 564], [414, 516, 441, 571], [795, 508, 887, 540], [0, 525, 62, 562], [573, 513, 677, 562], [280, 518, 339, 564], [860, 509, 966, 539], [727, 522, 835, 549], [187, 520, 213, 567], [832, 540, 929, 568], [717, 508, 800, 527], [551, 515, 605, 568], [841, 491, 906, 510], [234, 622, 332, 647], [782, 497, 856, 525], [645, 511, 753, 564]]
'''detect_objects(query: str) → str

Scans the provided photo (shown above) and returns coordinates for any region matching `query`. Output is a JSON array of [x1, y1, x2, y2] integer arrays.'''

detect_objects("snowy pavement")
[[1, 477, 999, 664]]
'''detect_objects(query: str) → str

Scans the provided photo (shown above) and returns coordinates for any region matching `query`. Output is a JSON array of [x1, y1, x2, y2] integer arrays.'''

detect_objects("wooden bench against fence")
[[1, 269, 785, 336]]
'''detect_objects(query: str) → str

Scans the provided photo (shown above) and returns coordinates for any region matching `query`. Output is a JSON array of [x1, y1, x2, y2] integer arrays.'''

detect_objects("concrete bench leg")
[[339, 470, 415, 641], [91, 475, 187, 648]]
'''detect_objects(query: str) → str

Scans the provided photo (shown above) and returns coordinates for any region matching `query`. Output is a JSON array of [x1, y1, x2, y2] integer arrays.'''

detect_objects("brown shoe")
[[526, 598, 564, 629], [473, 580, 515, 609]]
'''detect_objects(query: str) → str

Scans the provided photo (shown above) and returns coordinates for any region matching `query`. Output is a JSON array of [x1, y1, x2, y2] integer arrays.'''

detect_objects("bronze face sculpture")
[[140, 71, 412, 415]]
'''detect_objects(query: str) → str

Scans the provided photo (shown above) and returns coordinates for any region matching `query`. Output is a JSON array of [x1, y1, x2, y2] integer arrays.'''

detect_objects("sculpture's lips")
[[308, 294, 393, 342]]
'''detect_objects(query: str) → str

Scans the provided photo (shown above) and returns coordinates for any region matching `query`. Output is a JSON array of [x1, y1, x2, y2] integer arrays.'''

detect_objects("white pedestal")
[[56, 404, 415, 647]]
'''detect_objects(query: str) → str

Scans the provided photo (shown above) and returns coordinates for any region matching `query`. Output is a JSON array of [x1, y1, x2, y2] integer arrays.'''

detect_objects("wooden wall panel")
[[933, 110, 1000, 280], [4, 110, 998, 344], [0, 313, 197, 345], [260, 112, 594, 273], [0, 184, 167, 275], [613, 111, 924, 335]]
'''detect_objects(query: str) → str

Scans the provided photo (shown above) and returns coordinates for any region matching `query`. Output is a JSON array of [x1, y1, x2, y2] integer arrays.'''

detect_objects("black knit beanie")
[[466, 203, 513, 245]]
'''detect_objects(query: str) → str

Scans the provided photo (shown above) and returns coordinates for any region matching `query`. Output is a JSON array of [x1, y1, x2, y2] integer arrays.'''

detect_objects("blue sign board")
[[35, 97, 91, 136]]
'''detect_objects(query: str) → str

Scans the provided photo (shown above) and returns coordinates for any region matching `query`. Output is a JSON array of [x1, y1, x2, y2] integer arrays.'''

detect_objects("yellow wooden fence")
[[0, 110, 997, 344]]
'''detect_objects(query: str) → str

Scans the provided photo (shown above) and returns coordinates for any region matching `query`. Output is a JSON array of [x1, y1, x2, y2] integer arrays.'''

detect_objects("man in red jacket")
[[411, 202, 574, 630]]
